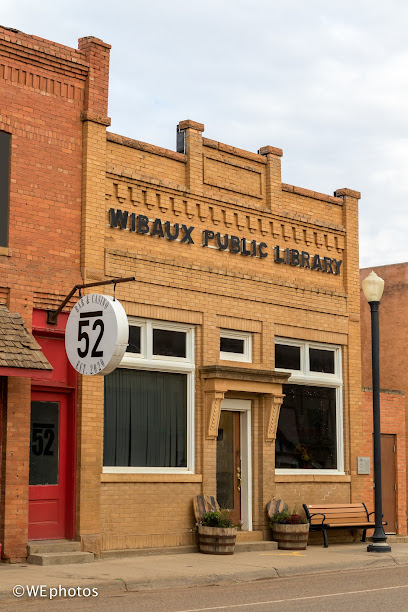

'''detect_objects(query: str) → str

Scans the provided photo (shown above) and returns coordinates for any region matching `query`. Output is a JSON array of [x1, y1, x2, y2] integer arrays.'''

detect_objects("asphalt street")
[[3, 564, 408, 612]]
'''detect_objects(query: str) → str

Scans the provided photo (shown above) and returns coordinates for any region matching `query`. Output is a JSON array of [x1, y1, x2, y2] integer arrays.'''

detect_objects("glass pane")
[[104, 369, 187, 467], [220, 336, 244, 354], [310, 348, 335, 374], [275, 384, 337, 469], [275, 344, 301, 370], [29, 401, 59, 485], [127, 326, 141, 353], [216, 412, 235, 509], [153, 328, 186, 358]]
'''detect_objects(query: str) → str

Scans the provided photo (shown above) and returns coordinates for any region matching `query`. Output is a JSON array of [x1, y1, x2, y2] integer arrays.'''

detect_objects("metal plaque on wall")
[[357, 457, 371, 475]]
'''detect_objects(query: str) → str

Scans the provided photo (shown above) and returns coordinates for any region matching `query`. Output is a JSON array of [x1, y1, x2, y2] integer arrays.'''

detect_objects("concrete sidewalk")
[[1, 540, 408, 601]]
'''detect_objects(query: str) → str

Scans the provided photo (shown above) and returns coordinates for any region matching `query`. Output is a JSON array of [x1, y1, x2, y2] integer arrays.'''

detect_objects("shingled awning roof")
[[0, 305, 53, 377]]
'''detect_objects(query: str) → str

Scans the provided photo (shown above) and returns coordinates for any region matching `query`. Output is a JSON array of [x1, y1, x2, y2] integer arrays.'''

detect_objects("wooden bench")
[[303, 503, 384, 548]]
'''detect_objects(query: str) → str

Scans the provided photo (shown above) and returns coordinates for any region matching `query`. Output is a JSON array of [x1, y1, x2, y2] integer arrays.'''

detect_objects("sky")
[[3, 0, 408, 269]]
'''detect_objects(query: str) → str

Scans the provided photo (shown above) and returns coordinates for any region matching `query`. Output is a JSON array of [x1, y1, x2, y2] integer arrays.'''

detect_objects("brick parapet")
[[78, 36, 110, 116], [0, 26, 89, 78], [203, 137, 267, 165], [282, 183, 343, 205], [107, 132, 186, 162]]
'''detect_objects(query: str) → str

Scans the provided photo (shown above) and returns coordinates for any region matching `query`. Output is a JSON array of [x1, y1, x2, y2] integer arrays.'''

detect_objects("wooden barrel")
[[198, 526, 237, 555], [272, 523, 309, 550]]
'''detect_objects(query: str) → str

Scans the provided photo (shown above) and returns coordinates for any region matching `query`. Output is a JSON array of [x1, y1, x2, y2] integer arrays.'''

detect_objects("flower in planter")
[[201, 509, 235, 528], [269, 509, 308, 527]]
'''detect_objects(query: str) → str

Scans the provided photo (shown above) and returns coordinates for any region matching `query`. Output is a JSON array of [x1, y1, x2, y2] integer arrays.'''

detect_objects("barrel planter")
[[198, 525, 237, 555], [271, 523, 309, 550]]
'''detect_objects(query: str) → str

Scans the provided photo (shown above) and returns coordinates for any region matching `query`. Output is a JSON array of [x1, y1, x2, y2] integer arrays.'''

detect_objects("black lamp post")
[[362, 271, 391, 553]]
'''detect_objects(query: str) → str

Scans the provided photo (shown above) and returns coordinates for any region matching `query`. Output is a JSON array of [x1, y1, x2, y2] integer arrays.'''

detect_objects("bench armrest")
[[309, 512, 327, 524], [368, 511, 388, 525]]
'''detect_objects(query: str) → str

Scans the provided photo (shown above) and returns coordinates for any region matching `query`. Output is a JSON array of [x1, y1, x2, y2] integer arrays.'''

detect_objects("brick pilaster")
[[335, 188, 363, 501], [178, 120, 204, 195], [259, 145, 283, 211]]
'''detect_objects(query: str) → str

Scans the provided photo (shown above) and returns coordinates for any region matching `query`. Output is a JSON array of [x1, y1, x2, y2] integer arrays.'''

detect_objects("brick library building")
[[0, 25, 401, 563]]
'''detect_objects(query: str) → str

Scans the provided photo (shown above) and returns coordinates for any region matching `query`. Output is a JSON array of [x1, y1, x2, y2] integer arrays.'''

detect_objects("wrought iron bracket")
[[46, 277, 135, 325]]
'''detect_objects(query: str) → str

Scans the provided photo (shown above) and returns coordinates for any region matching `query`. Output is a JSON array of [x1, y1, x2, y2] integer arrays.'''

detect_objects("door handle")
[[237, 466, 241, 492]]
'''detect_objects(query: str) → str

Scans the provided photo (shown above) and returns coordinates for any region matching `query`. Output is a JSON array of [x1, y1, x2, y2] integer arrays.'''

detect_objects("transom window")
[[103, 318, 194, 473], [274, 338, 343, 474], [220, 330, 252, 363]]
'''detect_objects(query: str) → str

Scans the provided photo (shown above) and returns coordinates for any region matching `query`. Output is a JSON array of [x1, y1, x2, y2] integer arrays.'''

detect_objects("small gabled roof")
[[0, 305, 52, 372]]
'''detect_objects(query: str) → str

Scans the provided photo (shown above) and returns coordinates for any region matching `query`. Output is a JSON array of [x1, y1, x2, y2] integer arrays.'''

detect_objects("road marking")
[[176, 583, 408, 611]]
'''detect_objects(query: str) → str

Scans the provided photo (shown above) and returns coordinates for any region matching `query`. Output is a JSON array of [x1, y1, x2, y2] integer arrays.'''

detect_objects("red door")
[[28, 391, 68, 539]]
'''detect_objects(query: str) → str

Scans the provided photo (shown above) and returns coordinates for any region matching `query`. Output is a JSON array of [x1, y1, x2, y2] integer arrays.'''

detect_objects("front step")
[[27, 540, 94, 565], [236, 530, 265, 542], [27, 551, 94, 566], [27, 540, 82, 555]]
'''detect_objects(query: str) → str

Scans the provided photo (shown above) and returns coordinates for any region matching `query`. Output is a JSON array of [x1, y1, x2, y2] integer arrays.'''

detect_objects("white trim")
[[220, 329, 252, 363], [103, 467, 195, 474], [275, 469, 345, 476], [220, 399, 252, 531]]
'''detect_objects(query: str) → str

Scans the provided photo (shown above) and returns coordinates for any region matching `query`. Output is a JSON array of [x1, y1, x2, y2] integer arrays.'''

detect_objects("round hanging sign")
[[65, 294, 129, 376]]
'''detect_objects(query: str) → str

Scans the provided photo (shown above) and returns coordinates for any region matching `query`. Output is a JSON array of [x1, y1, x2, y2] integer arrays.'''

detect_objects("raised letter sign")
[[65, 294, 129, 376]]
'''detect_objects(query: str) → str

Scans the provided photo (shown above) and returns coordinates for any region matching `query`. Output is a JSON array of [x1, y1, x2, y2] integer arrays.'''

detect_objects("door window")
[[29, 401, 59, 485]]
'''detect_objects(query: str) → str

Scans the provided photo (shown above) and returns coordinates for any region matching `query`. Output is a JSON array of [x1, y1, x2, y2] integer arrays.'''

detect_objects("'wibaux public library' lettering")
[[108, 208, 342, 275]]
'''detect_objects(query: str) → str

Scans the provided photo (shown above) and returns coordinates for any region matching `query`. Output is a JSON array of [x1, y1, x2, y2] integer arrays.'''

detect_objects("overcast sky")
[[3, 0, 408, 269]]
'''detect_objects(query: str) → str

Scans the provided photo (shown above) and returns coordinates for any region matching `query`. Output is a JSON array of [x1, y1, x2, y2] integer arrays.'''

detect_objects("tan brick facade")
[[76, 103, 366, 550]]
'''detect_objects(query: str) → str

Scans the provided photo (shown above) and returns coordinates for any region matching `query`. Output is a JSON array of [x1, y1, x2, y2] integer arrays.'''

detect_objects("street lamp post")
[[362, 271, 391, 553]]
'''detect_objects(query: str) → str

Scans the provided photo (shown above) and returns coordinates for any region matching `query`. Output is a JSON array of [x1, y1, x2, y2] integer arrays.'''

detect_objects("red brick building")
[[360, 264, 408, 535], [0, 25, 110, 561]]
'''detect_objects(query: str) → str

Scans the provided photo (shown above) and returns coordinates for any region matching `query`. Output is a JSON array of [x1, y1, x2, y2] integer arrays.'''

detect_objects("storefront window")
[[276, 385, 336, 469], [275, 338, 343, 473], [103, 318, 194, 473], [104, 369, 187, 468]]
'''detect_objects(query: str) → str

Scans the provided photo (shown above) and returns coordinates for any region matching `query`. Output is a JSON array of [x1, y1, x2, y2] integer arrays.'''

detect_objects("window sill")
[[0, 246, 11, 257], [101, 473, 203, 483], [275, 473, 350, 483]]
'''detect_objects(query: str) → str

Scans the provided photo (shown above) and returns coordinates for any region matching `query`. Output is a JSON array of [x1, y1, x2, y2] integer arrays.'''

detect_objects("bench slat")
[[305, 504, 367, 508]]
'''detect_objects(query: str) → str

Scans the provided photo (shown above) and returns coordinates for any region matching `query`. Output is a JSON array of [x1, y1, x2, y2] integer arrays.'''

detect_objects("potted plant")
[[269, 509, 309, 550], [197, 509, 237, 555]]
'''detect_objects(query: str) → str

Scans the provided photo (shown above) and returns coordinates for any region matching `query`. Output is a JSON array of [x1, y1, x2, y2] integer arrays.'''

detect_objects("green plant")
[[269, 509, 307, 526], [201, 509, 235, 528]]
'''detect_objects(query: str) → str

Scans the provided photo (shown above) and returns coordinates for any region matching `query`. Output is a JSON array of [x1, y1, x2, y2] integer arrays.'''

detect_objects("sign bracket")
[[46, 277, 135, 325]]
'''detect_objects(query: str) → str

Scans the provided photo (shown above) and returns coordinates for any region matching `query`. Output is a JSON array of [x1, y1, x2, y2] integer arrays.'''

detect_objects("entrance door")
[[28, 391, 68, 539], [216, 411, 241, 525], [381, 434, 397, 534]]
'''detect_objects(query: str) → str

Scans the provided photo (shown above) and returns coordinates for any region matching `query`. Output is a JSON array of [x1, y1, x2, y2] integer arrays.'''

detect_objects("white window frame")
[[274, 337, 344, 475], [220, 329, 252, 363], [103, 317, 195, 475]]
